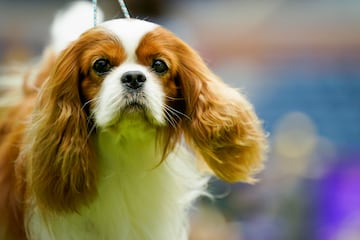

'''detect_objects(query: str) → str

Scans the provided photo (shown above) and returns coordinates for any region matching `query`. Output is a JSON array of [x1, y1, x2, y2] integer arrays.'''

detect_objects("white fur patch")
[[101, 19, 158, 61]]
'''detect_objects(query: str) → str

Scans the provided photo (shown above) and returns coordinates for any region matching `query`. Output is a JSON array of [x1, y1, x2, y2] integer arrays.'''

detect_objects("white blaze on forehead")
[[101, 19, 158, 61]]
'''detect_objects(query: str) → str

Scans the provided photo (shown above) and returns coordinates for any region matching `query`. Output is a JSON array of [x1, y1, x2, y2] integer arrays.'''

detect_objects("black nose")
[[121, 71, 146, 89]]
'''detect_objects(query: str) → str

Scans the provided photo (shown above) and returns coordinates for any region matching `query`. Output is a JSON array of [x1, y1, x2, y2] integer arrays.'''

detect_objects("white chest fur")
[[27, 119, 208, 240]]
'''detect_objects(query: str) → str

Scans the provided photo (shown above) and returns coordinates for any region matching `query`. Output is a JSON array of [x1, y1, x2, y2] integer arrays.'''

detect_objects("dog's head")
[[25, 19, 267, 212]]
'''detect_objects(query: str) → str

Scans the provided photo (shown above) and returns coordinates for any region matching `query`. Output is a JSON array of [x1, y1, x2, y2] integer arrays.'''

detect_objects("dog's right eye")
[[93, 59, 111, 75]]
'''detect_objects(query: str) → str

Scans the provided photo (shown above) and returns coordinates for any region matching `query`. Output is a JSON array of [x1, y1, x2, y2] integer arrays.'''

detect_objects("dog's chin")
[[121, 104, 149, 121], [101, 103, 162, 130], [123, 102, 146, 113]]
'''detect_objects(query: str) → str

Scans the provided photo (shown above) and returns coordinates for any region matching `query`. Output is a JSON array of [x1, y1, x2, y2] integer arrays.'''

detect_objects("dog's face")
[[27, 19, 266, 212], [78, 20, 180, 127]]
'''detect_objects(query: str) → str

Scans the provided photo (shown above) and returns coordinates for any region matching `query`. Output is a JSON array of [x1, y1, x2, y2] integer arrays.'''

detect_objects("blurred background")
[[1, 0, 360, 239]]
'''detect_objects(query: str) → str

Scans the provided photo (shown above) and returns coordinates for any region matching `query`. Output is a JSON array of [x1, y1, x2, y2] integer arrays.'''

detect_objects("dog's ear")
[[176, 43, 267, 183], [24, 41, 97, 213]]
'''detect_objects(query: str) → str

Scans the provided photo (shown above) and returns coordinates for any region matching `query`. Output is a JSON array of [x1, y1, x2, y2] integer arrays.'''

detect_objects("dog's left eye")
[[152, 59, 168, 75], [93, 58, 111, 75]]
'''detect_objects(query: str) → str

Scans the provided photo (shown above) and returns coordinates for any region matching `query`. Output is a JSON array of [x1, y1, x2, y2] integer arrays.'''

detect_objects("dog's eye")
[[152, 59, 168, 75], [93, 59, 111, 75]]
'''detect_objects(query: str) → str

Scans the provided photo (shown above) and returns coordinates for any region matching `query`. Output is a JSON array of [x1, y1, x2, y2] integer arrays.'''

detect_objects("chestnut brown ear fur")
[[176, 43, 267, 183], [22, 42, 97, 213]]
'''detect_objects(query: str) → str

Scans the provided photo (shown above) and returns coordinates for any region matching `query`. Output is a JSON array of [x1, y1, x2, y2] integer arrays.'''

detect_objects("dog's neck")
[[95, 118, 162, 175], [28, 118, 206, 240]]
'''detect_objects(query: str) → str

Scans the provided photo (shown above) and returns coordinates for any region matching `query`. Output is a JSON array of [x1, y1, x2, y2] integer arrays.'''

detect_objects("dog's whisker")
[[164, 111, 177, 129], [86, 111, 96, 125], [85, 122, 97, 145], [164, 96, 185, 101], [163, 105, 181, 121], [82, 97, 100, 111], [163, 104, 191, 120]]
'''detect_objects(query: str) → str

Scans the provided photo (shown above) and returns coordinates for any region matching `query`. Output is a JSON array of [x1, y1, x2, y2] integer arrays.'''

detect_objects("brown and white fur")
[[0, 2, 266, 240]]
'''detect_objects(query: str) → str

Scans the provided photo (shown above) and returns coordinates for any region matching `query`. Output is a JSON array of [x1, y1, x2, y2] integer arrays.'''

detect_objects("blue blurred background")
[[1, 1, 360, 239]]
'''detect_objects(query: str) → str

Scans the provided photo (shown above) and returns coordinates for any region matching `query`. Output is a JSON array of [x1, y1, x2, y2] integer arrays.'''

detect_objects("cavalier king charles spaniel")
[[0, 2, 266, 240]]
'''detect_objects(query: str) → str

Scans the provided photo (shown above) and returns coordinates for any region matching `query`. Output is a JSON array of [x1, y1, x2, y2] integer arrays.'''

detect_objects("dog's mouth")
[[120, 95, 152, 120], [122, 91, 146, 110], [124, 101, 146, 112]]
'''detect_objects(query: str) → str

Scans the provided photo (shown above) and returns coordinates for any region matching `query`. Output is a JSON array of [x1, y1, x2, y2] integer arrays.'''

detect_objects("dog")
[[0, 2, 266, 239]]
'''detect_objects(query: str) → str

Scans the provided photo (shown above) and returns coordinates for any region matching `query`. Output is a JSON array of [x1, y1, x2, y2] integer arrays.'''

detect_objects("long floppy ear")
[[23, 42, 97, 213], [176, 44, 267, 183]]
